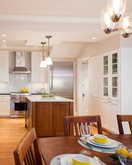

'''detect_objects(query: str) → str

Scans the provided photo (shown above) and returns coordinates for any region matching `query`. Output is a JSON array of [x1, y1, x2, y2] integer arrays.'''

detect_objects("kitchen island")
[[25, 95, 73, 137]]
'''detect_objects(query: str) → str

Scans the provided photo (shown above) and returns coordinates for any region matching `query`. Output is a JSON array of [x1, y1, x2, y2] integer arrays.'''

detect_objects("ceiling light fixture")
[[40, 42, 47, 68], [92, 37, 96, 40], [2, 34, 6, 37], [45, 35, 52, 65], [101, 0, 132, 38]]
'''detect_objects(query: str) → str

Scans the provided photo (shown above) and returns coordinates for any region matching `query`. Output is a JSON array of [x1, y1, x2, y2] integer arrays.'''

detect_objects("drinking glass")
[[80, 123, 91, 155]]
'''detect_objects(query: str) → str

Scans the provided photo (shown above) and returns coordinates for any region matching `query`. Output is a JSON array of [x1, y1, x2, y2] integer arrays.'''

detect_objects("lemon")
[[128, 151, 132, 159], [119, 148, 129, 158], [115, 147, 120, 154]]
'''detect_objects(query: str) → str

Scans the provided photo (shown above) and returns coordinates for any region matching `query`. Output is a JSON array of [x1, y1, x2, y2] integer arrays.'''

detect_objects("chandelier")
[[101, 0, 132, 38], [40, 35, 52, 67]]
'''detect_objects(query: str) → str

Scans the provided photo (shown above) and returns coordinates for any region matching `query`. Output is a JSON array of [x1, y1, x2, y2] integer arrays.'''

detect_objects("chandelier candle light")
[[101, 0, 132, 38]]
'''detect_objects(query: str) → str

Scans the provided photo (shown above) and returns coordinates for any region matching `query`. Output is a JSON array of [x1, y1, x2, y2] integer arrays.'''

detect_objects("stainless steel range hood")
[[12, 51, 30, 74]]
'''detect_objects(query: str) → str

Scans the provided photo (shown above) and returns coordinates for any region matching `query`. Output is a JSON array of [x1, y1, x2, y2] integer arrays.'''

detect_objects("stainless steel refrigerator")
[[50, 62, 73, 99]]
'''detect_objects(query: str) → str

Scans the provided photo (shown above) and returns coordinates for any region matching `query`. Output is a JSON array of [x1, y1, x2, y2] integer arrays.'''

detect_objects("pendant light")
[[45, 35, 52, 65], [101, 0, 132, 38], [40, 42, 47, 67], [108, 0, 126, 22]]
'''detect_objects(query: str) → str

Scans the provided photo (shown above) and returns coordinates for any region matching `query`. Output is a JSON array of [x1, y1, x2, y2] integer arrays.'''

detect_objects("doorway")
[[77, 59, 90, 115]]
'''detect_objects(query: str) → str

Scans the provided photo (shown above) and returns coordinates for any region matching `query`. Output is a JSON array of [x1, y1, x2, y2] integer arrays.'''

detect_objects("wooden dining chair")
[[13, 128, 44, 165], [117, 115, 132, 134], [64, 115, 103, 136]]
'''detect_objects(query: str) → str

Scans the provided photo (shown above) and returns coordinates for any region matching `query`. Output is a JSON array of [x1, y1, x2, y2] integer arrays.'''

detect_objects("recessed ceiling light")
[[3, 39, 6, 42], [2, 34, 6, 37], [92, 37, 96, 40]]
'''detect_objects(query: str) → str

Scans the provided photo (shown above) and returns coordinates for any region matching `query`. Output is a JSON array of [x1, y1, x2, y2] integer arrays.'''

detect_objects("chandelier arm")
[[111, 28, 118, 32]]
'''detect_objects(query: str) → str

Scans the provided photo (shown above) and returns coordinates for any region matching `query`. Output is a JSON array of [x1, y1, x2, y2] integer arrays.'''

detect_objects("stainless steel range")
[[10, 92, 30, 118]]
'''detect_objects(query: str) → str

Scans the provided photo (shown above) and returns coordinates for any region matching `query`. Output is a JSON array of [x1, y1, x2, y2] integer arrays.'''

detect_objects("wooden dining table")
[[39, 134, 132, 165]]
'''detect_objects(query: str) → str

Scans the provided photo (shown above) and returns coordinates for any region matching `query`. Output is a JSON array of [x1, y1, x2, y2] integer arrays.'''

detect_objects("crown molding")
[[0, 14, 99, 24]]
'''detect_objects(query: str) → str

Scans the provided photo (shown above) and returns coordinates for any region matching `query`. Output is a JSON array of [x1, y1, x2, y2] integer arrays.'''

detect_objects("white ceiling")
[[0, 0, 132, 57]]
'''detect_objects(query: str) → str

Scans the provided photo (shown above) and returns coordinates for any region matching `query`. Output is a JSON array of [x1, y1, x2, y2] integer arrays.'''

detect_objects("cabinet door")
[[0, 51, 9, 82], [0, 95, 10, 116], [31, 52, 45, 82], [91, 55, 103, 98], [52, 102, 71, 136], [35, 102, 53, 137], [103, 51, 119, 100]]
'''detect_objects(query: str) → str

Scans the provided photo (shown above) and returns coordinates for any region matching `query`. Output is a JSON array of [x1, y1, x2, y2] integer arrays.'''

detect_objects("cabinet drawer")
[[0, 95, 10, 102]]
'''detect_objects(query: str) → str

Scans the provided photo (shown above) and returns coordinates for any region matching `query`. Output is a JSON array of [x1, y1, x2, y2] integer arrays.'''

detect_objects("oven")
[[10, 93, 29, 118]]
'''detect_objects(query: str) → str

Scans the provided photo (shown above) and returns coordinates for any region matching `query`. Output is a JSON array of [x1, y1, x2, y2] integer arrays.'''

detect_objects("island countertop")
[[26, 95, 73, 102]]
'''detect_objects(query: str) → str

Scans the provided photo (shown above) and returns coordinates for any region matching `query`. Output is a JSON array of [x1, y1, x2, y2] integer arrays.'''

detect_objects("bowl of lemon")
[[20, 87, 28, 93], [116, 144, 132, 165]]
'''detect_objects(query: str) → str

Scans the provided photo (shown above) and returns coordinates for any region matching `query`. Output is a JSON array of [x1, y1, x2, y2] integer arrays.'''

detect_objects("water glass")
[[80, 123, 91, 155]]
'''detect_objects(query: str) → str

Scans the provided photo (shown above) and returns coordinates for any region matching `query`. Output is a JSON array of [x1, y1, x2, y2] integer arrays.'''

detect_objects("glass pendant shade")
[[120, 15, 132, 38], [108, 0, 126, 22], [45, 57, 52, 65], [40, 60, 47, 67], [101, 8, 115, 34]]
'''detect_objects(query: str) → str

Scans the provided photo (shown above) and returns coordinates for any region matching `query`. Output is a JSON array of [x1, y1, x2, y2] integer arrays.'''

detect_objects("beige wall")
[[78, 35, 120, 58]]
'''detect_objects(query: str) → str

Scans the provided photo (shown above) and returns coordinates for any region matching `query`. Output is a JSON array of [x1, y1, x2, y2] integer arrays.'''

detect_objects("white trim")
[[0, 14, 99, 24]]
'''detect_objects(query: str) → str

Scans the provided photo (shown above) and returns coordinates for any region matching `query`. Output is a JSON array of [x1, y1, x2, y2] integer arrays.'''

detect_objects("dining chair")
[[13, 128, 44, 165], [64, 115, 103, 136], [117, 115, 132, 134]]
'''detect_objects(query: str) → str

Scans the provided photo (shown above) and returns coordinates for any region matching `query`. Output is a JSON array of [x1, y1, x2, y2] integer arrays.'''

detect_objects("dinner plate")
[[50, 154, 102, 165], [90, 136, 113, 146], [87, 136, 120, 148]]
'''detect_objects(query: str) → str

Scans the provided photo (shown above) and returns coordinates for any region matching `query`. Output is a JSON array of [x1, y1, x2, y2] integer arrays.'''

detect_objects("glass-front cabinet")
[[103, 51, 118, 99]]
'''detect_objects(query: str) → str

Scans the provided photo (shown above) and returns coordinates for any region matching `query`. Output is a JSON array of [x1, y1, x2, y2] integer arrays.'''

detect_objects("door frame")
[[76, 56, 90, 115]]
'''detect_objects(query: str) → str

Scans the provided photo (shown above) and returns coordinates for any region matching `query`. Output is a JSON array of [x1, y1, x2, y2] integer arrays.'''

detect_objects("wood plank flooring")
[[0, 118, 107, 165], [0, 118, 27, 165]]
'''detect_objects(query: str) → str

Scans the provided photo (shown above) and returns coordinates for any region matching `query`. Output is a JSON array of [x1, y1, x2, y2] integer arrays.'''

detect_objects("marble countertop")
[[26, 95, 73, 102]]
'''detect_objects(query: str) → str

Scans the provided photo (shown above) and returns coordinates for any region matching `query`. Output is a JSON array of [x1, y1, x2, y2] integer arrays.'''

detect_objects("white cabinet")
[[90, 55, 103, 98], [103, 50, 119, 101], [0, 51, 9, 82], [91, 49, 120, 133], [31, 51, 45, 83], [0, 95, 10, 116]]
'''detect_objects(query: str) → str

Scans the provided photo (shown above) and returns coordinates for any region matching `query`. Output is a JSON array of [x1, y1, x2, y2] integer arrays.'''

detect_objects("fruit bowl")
[[41, 93, 54, 97], [20, 88, 28, 93], [116, 145, 132, 165]]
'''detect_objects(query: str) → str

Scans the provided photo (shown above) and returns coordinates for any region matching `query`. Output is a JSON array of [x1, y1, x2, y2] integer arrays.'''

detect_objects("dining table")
[[39, 134, 132, 165]]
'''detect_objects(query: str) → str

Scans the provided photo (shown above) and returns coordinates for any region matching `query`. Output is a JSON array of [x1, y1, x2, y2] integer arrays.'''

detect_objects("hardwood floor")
[[0, 118, 27, 165], [0, 118, 107, 165]]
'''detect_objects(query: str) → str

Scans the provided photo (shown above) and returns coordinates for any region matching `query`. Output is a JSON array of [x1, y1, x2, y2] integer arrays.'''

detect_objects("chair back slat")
[[13, 128, 43, 165], [64, 115, 103, 136], [117, 115, 132, 134]]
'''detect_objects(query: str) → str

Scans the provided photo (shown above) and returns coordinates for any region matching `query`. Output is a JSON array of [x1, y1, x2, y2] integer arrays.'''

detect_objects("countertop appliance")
[[50, 62, 73, 99], [10, 92, 30, 118]]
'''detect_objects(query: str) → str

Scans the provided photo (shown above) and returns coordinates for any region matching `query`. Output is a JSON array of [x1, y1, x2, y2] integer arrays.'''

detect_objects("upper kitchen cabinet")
[[0, 50, 9, 82], [103, 50, 119, 101], [31, 51, 45, 83]]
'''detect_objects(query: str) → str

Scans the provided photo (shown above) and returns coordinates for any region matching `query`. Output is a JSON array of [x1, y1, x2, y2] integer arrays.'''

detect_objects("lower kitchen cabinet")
[[25, 101, 73, 137], [0, 95, 10, 117]]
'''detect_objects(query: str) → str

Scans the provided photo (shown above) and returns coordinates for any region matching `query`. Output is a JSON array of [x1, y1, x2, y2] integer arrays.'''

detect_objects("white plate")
[[90, 136, 113, 146], [50, 154, 102, 165], [87, 136, 120, 148]]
